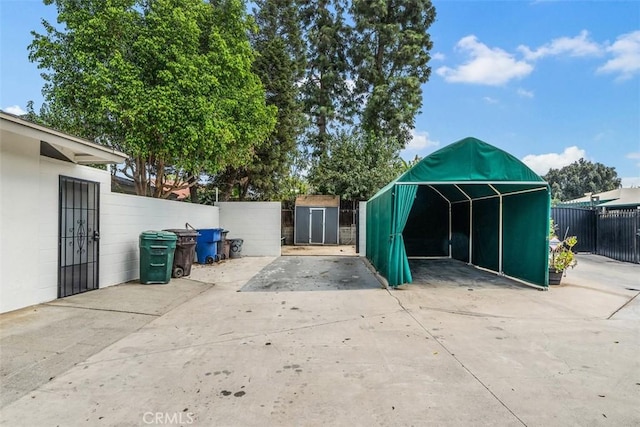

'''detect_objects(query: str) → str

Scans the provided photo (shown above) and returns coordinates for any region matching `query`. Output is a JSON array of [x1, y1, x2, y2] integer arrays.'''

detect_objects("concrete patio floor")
[[0, 254, 638, 426]]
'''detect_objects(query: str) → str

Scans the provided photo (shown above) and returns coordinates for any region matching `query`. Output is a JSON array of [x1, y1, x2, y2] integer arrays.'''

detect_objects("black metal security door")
[[59, 176, 100, 298]]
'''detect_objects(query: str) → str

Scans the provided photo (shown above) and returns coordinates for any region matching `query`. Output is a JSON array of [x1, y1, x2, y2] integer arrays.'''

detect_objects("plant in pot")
[[548, 220, 578, 285]]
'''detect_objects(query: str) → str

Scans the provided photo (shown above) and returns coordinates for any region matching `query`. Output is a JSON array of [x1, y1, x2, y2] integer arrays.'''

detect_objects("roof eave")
[[1, 111, 128, 164]]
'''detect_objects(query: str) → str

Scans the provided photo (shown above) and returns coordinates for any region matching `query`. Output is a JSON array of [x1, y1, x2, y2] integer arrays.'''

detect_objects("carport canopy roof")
[[370, 137, 547, 202]]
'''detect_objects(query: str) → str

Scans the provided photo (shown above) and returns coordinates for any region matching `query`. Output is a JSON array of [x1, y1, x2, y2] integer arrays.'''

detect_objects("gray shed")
[[294, 195, 340, 245]]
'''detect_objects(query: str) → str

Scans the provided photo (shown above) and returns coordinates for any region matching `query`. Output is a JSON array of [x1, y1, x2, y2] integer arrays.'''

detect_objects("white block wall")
[[359, 201, 367, 257], [99, 192, 218, 287], [1, 140, 219, 313], [216, 201, 281, 257]]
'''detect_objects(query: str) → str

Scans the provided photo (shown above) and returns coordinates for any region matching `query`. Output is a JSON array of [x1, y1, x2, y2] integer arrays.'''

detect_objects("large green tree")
[[299, 0, 353, 154], [214, 0, 306, 201], [29, 0, 275, 198], [351, 0, 436, 146], [308, 131, 404, 200], [544, 158, 622, 201], [301, 0, 436, 203]]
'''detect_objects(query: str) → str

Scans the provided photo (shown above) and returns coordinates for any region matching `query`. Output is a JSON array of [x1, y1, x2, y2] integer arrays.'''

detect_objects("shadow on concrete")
[[240, 256, 382, 292]]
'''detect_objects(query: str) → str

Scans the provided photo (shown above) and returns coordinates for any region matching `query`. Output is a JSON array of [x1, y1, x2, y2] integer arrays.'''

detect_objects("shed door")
[[59, 176, 100, 298], [310, 208, 325, 244]]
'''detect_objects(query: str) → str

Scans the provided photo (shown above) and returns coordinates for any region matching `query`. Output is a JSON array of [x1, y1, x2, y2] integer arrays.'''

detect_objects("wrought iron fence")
[[597, 209, 640, 263]]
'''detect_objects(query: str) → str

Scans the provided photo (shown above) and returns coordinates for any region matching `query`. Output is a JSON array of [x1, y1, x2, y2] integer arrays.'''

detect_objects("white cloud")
[[621, 176, 640, 188], [3, 105, 27, 116], [436, 35, 533, 86], [432, 52, 445, 61], [518, 30, 603, 61], [483, 96, 498, 104], [517, 88, 534, 98], [521, 146, 586, 176], [627, 152, 640, 167], [405, 130, 440, 151], [597, 30, 640, 80]]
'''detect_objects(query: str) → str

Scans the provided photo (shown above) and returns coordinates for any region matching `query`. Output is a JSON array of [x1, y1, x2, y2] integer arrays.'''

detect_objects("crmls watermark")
[[142, 411, 195, 425]]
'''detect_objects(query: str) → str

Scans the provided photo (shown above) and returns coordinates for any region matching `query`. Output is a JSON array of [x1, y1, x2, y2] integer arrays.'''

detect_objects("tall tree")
[[299, 0, 353, 154], [29, 0, 275, 198], [308, 131, 404, 200], [351, 0, 436, 146], [544, 158, 622, 201], [215, 0, 306, 201]]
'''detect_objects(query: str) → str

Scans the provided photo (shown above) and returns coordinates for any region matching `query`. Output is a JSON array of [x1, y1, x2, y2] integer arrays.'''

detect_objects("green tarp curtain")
[[387, 185, 418, 286]]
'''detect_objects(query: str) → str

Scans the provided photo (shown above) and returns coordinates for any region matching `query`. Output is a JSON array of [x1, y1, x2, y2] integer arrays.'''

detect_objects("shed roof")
[[295, 195, 340, 207], [1, 111, 128, 164]]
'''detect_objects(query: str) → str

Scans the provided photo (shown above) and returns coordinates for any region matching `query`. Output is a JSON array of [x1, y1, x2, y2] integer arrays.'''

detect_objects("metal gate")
[[597, 209, 640, 263], [551, 207, 596, 253], [552, 206, 640, 264], [59, 176, 100, 298]]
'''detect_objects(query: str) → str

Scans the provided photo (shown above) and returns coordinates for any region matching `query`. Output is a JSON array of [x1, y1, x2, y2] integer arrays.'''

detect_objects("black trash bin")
[[164, 229, 198, 278]]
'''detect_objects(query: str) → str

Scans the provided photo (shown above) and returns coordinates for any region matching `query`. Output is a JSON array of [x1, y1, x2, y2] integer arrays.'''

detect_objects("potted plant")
[[548, 220, 578, 285]]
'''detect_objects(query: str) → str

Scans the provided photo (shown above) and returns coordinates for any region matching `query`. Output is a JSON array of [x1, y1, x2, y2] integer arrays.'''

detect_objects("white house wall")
[[1, 132, 43, 312], [1, 143, 219, 313], [216, 201, 281, 256]]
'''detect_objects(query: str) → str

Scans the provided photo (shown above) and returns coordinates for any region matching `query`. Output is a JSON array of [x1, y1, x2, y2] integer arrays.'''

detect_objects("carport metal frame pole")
[[454, 184, 473, 264], [488, 184, 503, 275], [427, 185, 452, 258]]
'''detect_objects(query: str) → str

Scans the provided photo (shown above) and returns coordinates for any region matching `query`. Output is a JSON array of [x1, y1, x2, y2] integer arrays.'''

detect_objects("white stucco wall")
[[1, 132, 44, 312], [216, 201, 281, 257], [1, 138, 219, 313], [359, 201, 367, 257]]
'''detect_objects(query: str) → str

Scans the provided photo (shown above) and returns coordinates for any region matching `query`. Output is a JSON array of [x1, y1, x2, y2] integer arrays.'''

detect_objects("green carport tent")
[[366, 137, 551, 288]]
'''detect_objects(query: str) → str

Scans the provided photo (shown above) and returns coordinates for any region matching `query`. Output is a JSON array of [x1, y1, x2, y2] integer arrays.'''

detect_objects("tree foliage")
[[29, 0, 275, 198], [298, 0, 436, 200], [308, 131, 404, 200], [351, 0, 436, 146], [214, 0, 306, 201], [299, 0, 353, 153], [544, 158, 622, 201]]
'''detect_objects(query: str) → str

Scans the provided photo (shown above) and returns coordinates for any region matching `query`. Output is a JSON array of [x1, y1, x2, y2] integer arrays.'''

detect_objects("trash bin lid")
[[140, 230, 178, 240], [163, 228, 198, 237]]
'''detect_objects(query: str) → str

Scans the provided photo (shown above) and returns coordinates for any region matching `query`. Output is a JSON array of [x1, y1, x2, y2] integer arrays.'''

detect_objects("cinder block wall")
[[99, 192, 218, 287], [216, 202, 281, 256], [359, 201, 367, 257], [339, 226, 356, 245]]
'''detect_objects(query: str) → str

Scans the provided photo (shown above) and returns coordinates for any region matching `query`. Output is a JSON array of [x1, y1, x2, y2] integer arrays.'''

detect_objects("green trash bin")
[[139, 231, 177, 284]]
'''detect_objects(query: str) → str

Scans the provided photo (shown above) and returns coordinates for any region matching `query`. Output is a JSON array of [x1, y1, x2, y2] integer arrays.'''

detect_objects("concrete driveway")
[[0, 254, 638, 426]]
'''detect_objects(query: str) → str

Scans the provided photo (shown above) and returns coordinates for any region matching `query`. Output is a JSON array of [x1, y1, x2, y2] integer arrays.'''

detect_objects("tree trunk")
[[188, 173, 199, 203]]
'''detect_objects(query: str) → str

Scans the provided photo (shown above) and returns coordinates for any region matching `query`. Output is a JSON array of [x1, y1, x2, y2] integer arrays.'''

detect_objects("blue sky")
[[1, 0, 639, 186]]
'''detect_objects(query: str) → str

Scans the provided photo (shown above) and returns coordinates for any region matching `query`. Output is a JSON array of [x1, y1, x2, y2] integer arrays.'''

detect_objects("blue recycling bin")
[[196, 228, 223, 264]]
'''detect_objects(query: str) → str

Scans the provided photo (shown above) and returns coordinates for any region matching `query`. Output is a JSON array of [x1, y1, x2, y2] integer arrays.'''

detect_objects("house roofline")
[[1, 111, 128, 164]]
